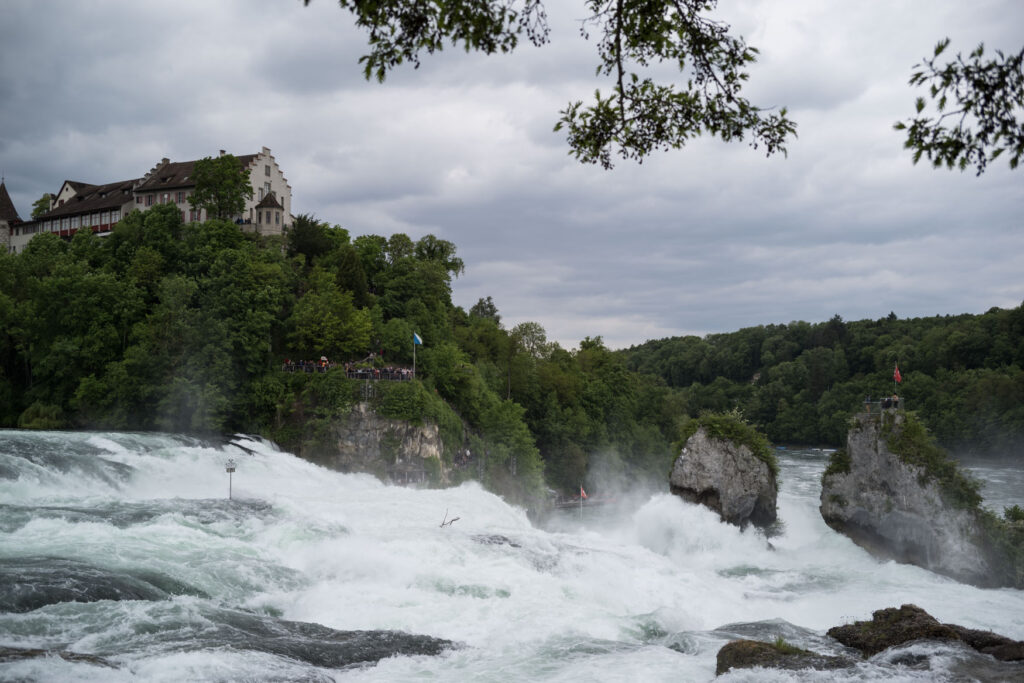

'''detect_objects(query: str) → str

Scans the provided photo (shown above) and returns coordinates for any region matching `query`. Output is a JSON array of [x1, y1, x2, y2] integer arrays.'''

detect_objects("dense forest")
[[1, 206, 1022, 505], [622, 309, 1024, 455]]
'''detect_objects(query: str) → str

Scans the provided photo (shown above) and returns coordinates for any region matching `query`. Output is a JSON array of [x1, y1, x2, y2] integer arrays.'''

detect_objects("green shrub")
[[18, 402, 64, 430], [822, 448, 851, 479], [1005, 505, 1024, 523], [771, 636, 809, 655]]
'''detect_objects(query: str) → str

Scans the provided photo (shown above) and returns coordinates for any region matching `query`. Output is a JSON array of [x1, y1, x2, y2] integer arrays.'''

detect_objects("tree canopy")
[[307, 0, 796, 168], [188, 154, 254, 220], [31, 193, 51, 219]]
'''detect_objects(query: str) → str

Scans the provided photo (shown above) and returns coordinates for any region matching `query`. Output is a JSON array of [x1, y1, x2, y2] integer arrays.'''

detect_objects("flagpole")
[[413, 337, 416, 379], [579, 483, 583, 520]]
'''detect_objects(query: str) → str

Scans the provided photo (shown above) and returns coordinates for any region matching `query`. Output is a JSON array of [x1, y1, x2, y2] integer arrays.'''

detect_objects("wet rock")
[[947, 624, 1024, 662], [308, 402, 447, 486], [828, 604, 1024, 663], [670, 426, 776, 528], [0, 646, 117, 668], [827, 604, 960, 657], [715, 639, 853, 675]]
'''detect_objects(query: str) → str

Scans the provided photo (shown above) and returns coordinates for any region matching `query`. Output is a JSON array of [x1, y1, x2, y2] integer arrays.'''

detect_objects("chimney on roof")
[[219, 149, 226, 157], [161, 157, 169, 165]]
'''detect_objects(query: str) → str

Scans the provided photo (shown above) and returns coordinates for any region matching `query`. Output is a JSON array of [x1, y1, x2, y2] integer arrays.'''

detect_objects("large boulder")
[[670, 422, 777, 528], [715, 605, 1024, 677], [715, 639, 853, 675], [819, 412, 1020, 587], [828, 604, 1024, 663]]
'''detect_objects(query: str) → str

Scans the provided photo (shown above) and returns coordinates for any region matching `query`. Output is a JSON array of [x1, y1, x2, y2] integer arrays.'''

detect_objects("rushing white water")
[[1, 431, 1022, 682]]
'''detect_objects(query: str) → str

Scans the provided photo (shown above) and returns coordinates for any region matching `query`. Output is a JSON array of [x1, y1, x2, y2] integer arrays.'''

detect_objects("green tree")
[[30, 193, 51, 219], [307, 0, 796, 168], [288, 269, 372, 359], [287, 213, 335, 261], [896, 39, 1024, 174], [188, 154, 254, 219], [469, 296, 501, 324]]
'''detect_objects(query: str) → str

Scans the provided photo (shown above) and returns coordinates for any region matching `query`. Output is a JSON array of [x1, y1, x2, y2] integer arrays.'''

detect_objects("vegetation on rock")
[[880, 412, 983, 509], [680, 410, 777, 480]]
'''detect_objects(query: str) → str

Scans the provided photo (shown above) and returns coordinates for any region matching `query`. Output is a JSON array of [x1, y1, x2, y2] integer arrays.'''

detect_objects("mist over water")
[[1, 432, 1022, 681]]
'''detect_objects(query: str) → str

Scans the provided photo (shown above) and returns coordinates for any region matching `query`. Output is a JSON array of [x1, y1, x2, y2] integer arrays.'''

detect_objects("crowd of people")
[[281, 356, 413, 381]]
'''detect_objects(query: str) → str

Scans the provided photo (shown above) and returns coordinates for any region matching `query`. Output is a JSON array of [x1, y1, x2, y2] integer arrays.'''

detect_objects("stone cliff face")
[[312, 403, 448, 485], [820, 413, 997, 586], [669, 426, 777, 528]]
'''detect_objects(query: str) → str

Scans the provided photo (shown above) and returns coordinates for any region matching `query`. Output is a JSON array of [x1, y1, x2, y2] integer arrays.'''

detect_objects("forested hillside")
[[2, 206, 1021, 507], [621, 310, 1024, 455], [0, 207, 681, 502]]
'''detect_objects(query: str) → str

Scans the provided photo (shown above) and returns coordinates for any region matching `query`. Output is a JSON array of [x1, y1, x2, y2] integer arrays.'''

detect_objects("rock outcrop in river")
[[716, 604, 1024, 676], [669, 413, 777, 528], [827, 604, 1024, 662], [820, 411, 1024, 588]]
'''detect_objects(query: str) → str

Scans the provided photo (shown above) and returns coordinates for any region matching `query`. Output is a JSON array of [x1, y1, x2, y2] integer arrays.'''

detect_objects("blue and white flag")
[[413, 332, 423, 345]]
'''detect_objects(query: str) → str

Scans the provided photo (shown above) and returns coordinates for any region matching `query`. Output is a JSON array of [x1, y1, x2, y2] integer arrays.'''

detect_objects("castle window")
[[146, 194, 154, 207], [265, 164, 270, 176], [111, 209, 120, 222]]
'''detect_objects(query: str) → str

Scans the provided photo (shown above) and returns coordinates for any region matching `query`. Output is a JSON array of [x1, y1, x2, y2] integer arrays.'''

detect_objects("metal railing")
[[861, 398, 906, 413]]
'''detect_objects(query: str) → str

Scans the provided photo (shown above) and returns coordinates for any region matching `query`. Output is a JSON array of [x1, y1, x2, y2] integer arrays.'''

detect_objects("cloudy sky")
[[2, 0, 1022, 349]]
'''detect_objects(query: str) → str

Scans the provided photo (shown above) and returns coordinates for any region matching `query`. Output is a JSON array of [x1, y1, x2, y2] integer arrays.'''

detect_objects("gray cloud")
[[2, 0, 1022, 350]]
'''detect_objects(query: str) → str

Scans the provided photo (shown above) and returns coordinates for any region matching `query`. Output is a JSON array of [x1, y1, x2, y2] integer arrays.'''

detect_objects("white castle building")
[[4, 146, 292, 253]]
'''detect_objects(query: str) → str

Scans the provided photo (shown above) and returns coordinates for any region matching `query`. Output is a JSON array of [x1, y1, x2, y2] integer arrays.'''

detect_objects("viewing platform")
[[281, 359, 414, 381], [861, 397, 905, 414]]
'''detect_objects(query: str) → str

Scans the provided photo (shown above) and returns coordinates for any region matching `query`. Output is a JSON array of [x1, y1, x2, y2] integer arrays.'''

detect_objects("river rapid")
[[1, 431, 1023, 681]]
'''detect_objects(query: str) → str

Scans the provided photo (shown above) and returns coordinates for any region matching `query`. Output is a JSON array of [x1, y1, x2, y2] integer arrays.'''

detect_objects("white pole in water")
[[226, 459, 236, 500]]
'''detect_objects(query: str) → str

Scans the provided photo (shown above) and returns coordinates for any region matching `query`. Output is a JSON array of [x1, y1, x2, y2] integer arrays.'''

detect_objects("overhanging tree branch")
[[895, 38, 1024, 175], [311, 0, 795, 168]]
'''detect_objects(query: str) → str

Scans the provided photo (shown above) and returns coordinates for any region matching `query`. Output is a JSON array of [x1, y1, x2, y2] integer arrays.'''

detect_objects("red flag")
[[580, 486, 588, 499], [894, 363, 902, 383]]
